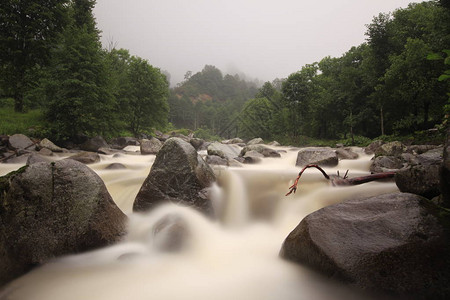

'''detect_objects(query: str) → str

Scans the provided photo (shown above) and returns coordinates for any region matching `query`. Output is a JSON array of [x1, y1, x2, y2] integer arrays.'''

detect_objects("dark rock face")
[[295, 147, 338, 167], [0, 160, 126, 286], [7, 134, 34, 150], [68, 151, 100, 164], [133, 138, 216, 215], [280, 193, 450, 299], [190, 138, 204, 151], [396, 163, 441, 200], [140, 137, 163, 155], [440, 127, 450, 208], [80, 136, 109, 152]]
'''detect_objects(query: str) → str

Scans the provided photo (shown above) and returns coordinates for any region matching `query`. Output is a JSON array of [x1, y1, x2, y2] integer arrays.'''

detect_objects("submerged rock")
[[295, 147, 338, 167], [68, 151, 100, 164], [133, 138, 216, 215], [280, 192, 450, 299], [0, 160, 126, 286], [152, 214, 190, 252]]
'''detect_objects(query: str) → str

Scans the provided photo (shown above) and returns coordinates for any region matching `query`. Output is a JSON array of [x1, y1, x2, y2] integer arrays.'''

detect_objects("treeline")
[[168, 65, 259, 137], [0, 0, 169, 141], [237, 1, 449, 144]]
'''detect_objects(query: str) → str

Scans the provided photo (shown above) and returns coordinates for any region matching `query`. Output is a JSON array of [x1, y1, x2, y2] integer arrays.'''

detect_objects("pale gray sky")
[[93, 0, 418, 86]]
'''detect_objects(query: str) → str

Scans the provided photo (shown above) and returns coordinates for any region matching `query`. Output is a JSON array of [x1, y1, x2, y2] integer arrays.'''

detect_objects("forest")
[[1, 0, 449, 145]]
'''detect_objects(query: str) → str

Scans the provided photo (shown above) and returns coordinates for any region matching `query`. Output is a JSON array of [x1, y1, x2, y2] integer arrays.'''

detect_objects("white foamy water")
[[0, 146, 398, 300]]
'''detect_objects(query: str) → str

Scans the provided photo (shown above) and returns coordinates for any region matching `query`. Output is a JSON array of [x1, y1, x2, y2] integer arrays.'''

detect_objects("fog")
[[93, 0, 418, 86]]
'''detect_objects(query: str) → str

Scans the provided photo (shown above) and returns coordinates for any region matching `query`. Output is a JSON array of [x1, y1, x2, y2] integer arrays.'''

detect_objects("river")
[[0, 145, 399, 300]]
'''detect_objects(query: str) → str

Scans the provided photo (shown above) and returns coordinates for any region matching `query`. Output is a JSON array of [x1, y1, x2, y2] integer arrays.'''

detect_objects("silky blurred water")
[[0, 146, 398, 300]]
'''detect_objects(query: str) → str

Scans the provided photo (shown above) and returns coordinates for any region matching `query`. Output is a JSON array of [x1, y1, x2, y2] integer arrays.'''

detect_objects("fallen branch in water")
[[285, 164, 395, 196]]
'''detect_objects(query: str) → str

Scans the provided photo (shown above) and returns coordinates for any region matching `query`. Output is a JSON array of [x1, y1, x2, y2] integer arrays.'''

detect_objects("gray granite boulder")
[[7, 134, 34, 151], [39, 138, 63, 152], [140, 137, 163, 155], [295, 147, 338, 167], [207, 142, 241, 160], [133, 138, 216, 215], [0, 160, 126, 286], [280, 192, 450, 299], [80, 136, 109, 152]]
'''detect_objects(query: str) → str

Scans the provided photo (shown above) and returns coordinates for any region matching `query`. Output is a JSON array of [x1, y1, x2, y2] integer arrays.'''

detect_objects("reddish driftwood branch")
[[286, 164, 395, 196]]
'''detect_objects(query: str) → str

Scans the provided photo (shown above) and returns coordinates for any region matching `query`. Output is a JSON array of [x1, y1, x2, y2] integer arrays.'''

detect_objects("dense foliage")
[[0, 0, 448, 145], [0, 0, 169, 141]]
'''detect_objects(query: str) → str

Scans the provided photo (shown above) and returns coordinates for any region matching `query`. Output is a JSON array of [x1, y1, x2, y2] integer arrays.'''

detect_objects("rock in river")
[[280, 192, 450, 299], [133, 138, 216, 215], [0, 159, 126, 286]]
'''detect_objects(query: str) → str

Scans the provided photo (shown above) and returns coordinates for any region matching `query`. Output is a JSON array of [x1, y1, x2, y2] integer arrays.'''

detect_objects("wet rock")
[[133, 138, 216, 215], [244, 150, 264, 158], [68, 152, 100, 164], [8, 134, 34, 151], [374, 141, 407, 157], [38, 148, 53, 156], [268, 141, 281, 146], [80, 136, 109, 152], [207, 142, 240, 160], [370, 156, 404, 173], [39, 138, 63, 153], [26, 153, 52, 165], [395, 164, 441, 199], [152, 214, 189, 252], [407, 144, 439, 155], [247, 137, 264, 145], [280, 192, 450, 299], [105, 163, 127, 170], [295, 147, 338, 167], [240, 144, 281, 158], [335, 148, 359, 160], [205, 155, 229, 166], [140, 137, 163, 155], [0, 160, 126, 286], [364, 140, 384, 155], [190, 138, 204, 151]]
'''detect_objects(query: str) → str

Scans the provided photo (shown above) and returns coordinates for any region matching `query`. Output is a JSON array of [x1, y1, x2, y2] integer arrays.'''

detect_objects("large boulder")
[[8, 134, 34, 151], [221, 138, 244, 144], [396, 164, 441, 199], [133, 138, 216, 215], [80, 136, 109, 152], [207, 142, 241, 160], [295, 147, 338, 167], [140, 137, 163, 155], [280, 192, 450, 299], [0, 160, 126, 286]]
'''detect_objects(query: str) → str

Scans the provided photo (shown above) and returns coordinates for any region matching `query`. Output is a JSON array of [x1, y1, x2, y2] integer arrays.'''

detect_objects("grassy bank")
[[0, 98, 46, 136]]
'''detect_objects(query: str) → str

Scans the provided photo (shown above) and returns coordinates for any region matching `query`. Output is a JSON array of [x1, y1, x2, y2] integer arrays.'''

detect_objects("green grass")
[[0, 98, 46, 136]]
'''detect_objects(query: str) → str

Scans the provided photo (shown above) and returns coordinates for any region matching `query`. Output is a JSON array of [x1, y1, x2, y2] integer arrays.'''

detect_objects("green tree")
[[124, 56, 169, 136], [0, 0, 69, 112], [44, 0, 116, 140]]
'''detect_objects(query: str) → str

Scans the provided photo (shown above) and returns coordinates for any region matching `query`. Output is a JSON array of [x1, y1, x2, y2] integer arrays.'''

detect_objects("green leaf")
[[438, 74, 450, 81], [427, 53, 442, 60]]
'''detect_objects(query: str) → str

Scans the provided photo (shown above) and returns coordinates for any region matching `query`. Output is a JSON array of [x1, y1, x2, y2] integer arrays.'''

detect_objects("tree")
[[44, 0, 116, 140], [0, 0, 69, 112], [123, 56, 169, 136]]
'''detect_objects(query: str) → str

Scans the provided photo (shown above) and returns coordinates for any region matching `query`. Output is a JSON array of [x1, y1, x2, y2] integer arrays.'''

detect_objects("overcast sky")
[[93, 0, 419, 86]]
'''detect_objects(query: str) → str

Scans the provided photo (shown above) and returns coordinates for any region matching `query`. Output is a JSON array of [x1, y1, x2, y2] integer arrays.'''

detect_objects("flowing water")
[[0, 146, 399, 300]]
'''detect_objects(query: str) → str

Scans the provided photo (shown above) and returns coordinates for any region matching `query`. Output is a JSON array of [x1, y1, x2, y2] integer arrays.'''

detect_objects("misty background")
[[93, 0, 419, 86]]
